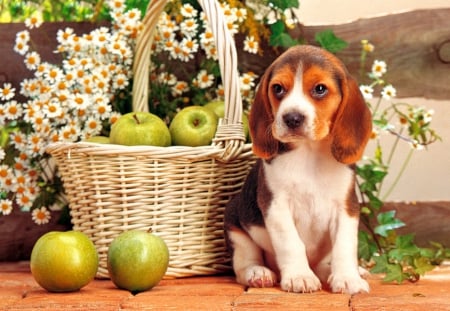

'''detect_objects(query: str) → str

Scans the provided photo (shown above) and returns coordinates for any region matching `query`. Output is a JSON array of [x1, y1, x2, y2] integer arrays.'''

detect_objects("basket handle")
[[131, 0, 246, 161]]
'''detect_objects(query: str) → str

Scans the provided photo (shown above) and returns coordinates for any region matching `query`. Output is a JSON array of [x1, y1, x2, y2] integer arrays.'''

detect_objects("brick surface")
[[0, 262, 449, 311]]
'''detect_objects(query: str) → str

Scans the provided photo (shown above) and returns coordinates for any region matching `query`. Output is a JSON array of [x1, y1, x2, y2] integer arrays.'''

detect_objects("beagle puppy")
[[225, 45, 372, 294]]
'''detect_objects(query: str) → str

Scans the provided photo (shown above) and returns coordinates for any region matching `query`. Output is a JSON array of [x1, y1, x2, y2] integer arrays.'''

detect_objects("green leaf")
[[269, 0, 300, 10], [374, 211, 405, 237], [414, 257, 435, 276], [395, 234, 416, 249], [384, 263, 408, 284], [314, 29, 348, 53], [358, 231, 378, 261], [269, 21, 299, 48], [370, 254, 389, 274]]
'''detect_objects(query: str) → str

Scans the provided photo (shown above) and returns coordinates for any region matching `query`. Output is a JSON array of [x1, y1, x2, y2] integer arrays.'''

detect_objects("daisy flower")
[[226, 21, 239, 36], [25, 16, 43, 29], [84, 117, 102, 136], [43, 99, 63, 118], [179, 38, 199, 62], [193, 70, 214, 89], [240, 72, 256, 91], [381, 85, 396, 100], [0, 83, 16, 101], [216, 84, 225, 98], [108, 0, 126, 12], [16, 30, 30, 43], [359, 85, 374, 99], [10, 131, 27, 150], [57, 27, 74, 42], [4, 100, 23, 120], [92, 100, 113, 120], [44, 66, 64, 84], [235, 8, 247, 23], [113, 73, 129, 90], [243, 36, 259, 54], [200, 29, 214, 46], [14, 39, 29, 56], [180, 3, 198, 18], [69, 93, 90, 110], [172, 81, 189, 96], [371, 60, 387, 78], [0, 199, 13, 216], [0, 148, 5, 161], [17, 191, 34, 211], [180, 18, 198, 37], [24, 51, 42, 70], [109, 112, 122, 125], [32, 207, 51, 225]]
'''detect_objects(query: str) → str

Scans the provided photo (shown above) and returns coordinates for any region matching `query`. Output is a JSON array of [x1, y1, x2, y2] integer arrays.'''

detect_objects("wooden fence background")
[[1, 9, 449, 99], [0, 8, 448, 256]]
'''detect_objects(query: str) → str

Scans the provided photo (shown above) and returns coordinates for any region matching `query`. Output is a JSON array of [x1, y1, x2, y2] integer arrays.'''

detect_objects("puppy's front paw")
[[237, 265, 277, 288], [280, 269, 322, 293], [328, 273, 369, 294]]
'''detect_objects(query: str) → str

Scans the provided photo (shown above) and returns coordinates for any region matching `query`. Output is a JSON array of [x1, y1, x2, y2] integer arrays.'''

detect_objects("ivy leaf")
[[269, 21, 299, 48], [414, 257, 435, 276], [269, 0, 300, 10], [388, 234, 420, 261], [314, 29, 348, 53], [384, 263, 408, 284], [374, 210, 405, 237], [358, 231, 377, 261], [370, 254, 389, 274]]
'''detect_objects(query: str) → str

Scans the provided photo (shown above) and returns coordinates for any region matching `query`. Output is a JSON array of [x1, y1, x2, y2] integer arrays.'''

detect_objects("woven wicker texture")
[[47, 0, 255, 279]]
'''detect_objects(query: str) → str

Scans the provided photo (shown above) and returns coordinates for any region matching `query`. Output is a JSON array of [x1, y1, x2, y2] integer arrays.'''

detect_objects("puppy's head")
[[249, 45, 372, 164]]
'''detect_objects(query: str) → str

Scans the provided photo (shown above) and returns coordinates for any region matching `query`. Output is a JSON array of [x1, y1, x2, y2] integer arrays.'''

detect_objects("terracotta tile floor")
[[1, 261, 450, 310]]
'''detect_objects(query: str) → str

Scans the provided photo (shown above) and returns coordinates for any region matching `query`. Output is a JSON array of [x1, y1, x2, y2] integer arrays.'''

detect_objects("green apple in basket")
[[84, 136, 110, 144], [110, 112, 171, 146], [204, 100, 250, 142], [169, 106, 218, 146]]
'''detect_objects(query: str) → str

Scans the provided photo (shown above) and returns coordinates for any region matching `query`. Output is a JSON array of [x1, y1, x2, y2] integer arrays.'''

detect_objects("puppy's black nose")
[[283, 111, 305, 129]]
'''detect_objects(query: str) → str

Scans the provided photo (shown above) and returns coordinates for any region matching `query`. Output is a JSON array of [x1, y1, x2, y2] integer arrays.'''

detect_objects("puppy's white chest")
[[263, 145, 353, 229], [265, 146, 352, 202]]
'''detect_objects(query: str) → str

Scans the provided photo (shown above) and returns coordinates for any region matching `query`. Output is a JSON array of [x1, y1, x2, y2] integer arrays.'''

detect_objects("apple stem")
[[147, 227, 153, 234], [193, 119, 200, 127], [133, 113, 140, 124]]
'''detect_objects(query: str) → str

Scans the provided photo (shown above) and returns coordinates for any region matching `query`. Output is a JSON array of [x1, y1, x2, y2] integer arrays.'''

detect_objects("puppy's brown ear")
[[331, 75, 372, 164], [249, 72, 278, 159]]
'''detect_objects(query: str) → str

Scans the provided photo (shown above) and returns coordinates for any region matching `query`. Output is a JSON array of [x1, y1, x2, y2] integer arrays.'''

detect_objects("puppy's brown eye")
[[312, 84, 328, 98], [272, 84, 286, 99]]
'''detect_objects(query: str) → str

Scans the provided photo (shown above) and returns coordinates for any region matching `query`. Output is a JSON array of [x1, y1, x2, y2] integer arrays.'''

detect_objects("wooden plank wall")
[[1, 9, 449, 99], [238, 8, 450, 99], [304, 8, 450, 100]]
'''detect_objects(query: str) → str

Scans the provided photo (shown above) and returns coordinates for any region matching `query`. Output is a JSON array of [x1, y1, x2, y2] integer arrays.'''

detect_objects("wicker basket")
[[46, 0, 255, 279]]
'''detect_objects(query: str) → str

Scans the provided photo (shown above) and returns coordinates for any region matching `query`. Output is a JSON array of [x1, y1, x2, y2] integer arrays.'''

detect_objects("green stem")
[[382, 148, 414, 201], [372, 96, 383, 116], [376, 133, 401, 197], [386, 128, 403, 166]]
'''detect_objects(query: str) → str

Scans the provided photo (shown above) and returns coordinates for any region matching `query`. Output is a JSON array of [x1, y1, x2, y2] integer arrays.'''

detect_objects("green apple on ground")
[[84, 136, 110, 143], [110, 112, 171, 147], [169, 106, 218, 146], [107, 230, 169, 293], [30, 231, 98, 292], [204, 100, 250, 141]]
